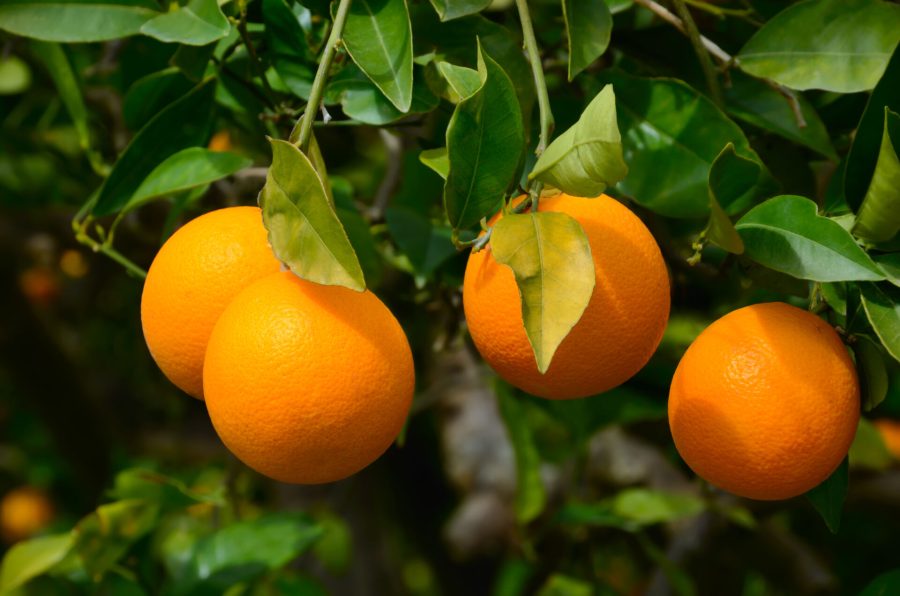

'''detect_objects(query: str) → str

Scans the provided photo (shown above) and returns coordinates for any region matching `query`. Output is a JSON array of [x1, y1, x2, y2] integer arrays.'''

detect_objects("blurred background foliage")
[[2, 0, 900, 594]]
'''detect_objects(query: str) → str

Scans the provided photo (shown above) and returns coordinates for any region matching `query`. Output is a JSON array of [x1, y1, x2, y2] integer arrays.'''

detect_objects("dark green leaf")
[[737, 0, 900, 93], [171, 42, 216, 81], [537, 574, 594, 596], [444, 44, 524, 229], [0, 0, 160, 42], [0, 533, 73, 593], [860, 569, 900, 596], [263, 0, 315, 99], [385, 207, 456, 276], [735, 195, 886, 282], [259, 139, 365, 291], [496, 380, 546, 523], [805, 458, 848, 533], [855, 336, 889, 411], [490, 211, 595, 373], [125, 148, 250, 212], [184, 513, 322, 590], [428, 0, 490, 21], [860, 282, 900, 362], [604, 71, 764, 218], [853, 109, 900, 243], [122, 68, 194, 130], [325, 65, 438, 125], [74, 499, 160, 577], [94, 78, 216, 215], [704, 144, 756, 254], [342, 0, 413, 112], [530, 85, 627, 198], [332, 179, 383, 286], [555, 502, 632, 529], [109, 468, 226, 508], [563, 0, 611, 81], [140, 0, 229, 46], [845, 44, 900, 211], [874, 253, 900, 287], [849, 417, 893, 471], [724, 71, 837, 161]]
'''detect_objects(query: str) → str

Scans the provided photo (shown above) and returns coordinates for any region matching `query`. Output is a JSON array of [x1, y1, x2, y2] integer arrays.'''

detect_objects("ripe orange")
[[874, 419, 900, 460], [1, 486, 54, 543], [141, 206, 281, 399], [668, 302, 860, 500], [203, 272, 415, 484], [463, 193, 670, 399]]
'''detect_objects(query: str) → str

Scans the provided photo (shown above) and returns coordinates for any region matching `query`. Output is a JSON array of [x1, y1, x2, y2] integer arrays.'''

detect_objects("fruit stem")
[[291, 0, 354, 154], [514, 0, 554, 159], [671, 0, 723, 106]]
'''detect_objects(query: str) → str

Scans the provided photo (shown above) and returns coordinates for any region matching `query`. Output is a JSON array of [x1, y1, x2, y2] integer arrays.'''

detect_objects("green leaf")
[[444, 43, 524, 230], [122, 68, 193, 130], [555, 502, 632, 529], [703, 143, 758, 254], [563, 0, 611, 81], [0, 55, 30, 95], [854, 336, 889, 411], [125, 148, 250, 212], [140, 0, 229, 46], [0, 0, 160, 42], [529, 85, 627, 198], [860, 569, 900, 596], [325, 65, 438, 125], [419, 147, 449, 180], [849, 417, 893, 471], [490, 211, 595, 373], [184, 513, 322, 591], [94, 78, 216, 216], [385, 207, 456, 276], [536, 574, 594, 596], [496, 381, 546, 523], [737, 0, 900, 93], [342, 0, 413, 112], [0, 533, 73, 593], [432, 61, 481, 103], [874, 253, 900, 287], [805, 458, 848, 533], [603, 71, 764, 218], [735, 195, 886, 282], [171, 42, 216, 81], [860, 282, 900, 362], [845, 45, 900, 211], [853, 109, 900, 243], [611, 489, 705, 526], [428, 0, 490, 21], [109, 468, 226, 509], [74, 499, 160, 577], [29, 42, 90, 152], [724, 71, 837, 161], [263, 0, 315, 99], [259, 139, 365, 291]]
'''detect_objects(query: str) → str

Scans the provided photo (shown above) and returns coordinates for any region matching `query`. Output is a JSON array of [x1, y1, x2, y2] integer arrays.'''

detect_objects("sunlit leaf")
[[432, 61, 481, 103], [490, 211, 595, 373], [419, 147, 449, 180], [428, 0, 490, 21], [530, 85, 627, 198], [852, 109, 900, 243], [738, 0, 900, 93], [735, 195, 886, 282], [259, 139, 365, 291], [74, 499, 160, 577], [0, 533, 73, 593], [140, 0, 228, 45], [0, 0, 160, 42], [859, 282, 900, 363]]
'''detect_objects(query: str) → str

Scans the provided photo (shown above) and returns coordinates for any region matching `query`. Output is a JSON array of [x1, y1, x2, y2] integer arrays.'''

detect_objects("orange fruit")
[[874, 419, 900, 460], [203, 271, 415, 484], [19, 267, 60, 306], [463, 193, 670, 399], [668, 302, 860, 500], [1, 486, 54, 543], [141, 206, 281, 399]]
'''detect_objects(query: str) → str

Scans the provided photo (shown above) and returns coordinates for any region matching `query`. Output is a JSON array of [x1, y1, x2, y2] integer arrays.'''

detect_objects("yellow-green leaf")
[[490, 211, 595, 373], [852, 108, 900, 242]]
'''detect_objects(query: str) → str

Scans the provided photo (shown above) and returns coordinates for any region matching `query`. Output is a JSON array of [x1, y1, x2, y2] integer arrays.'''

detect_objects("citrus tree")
[[1, 0, 900, 593]]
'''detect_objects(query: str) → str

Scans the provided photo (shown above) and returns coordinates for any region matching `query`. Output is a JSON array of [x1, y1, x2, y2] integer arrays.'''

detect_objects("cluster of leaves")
[[0, 468, 343, 595], [4, 0, 900, 592]]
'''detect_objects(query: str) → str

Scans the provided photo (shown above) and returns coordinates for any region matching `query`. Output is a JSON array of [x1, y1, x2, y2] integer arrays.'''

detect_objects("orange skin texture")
[[463, 193, 670, 399], [668, 302, 860, 501], [874, 419, 900, 460], [203, 272, 415, 484], [1, 487, 54, 543], [141, 207, 281, 399]]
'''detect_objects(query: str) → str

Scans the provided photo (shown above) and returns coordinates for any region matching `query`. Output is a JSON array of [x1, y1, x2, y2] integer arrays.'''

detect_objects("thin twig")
[[632, 0, 732, 65], [672, 0, 723, 105], [369, 130, 404, 222], [235, 17, 278, 108], [767, 81, 807, 128], [291, 0, 354, 153]]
